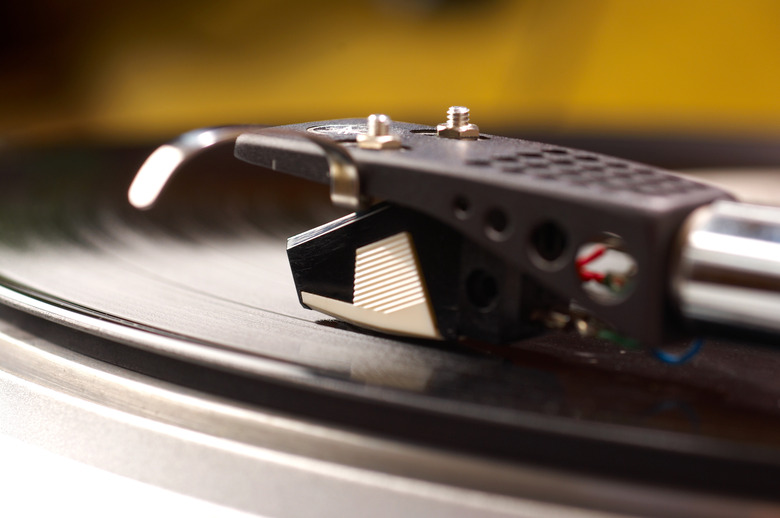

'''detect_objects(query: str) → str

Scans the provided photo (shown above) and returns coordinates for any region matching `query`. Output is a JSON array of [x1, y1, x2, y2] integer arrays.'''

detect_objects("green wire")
[[596, 329, 640, 349]]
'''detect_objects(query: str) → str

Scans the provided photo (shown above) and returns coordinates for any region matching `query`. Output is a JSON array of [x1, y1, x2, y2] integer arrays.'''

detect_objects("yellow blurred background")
[[2, 0, 780, 145]]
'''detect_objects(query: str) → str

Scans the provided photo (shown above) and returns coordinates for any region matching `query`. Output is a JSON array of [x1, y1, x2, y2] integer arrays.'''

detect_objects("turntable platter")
[[0, 146, 779, 512]]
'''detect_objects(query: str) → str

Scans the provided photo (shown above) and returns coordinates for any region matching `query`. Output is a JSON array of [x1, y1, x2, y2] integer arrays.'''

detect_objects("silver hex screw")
[[357, 114, 402, 150], [437, 106, 479, 139]]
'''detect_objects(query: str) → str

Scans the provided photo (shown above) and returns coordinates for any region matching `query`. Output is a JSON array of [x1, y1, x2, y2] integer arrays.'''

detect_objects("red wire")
[[578, 270, 606, 282], [576, 246, 606, 268], [577, 246, 608, 283]]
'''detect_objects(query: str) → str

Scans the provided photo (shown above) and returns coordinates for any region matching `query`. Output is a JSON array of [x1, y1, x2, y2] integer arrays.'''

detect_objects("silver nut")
[[356, 133, 402, 149], [357, 114, 402, 150], [437, 106, 480, 139], [436, 123, 480, 139]]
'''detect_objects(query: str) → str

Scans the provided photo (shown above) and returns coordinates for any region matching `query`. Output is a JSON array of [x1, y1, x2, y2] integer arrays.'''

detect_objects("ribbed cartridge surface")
[[353, 233, 425, 314]]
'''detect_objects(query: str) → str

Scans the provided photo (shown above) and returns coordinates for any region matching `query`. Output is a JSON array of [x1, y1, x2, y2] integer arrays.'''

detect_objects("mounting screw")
[[357, 114, 402, 150], [437, 106, 479, 139]]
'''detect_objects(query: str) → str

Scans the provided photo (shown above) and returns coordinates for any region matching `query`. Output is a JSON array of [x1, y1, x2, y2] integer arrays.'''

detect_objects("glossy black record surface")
[[1, 144, 779, 499]]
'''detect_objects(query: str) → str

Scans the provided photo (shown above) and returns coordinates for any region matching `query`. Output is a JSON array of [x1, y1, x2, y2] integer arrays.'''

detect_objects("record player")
[[1, 110, 780, 517]]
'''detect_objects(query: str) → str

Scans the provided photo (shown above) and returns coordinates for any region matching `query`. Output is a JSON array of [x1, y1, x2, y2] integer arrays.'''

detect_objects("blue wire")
[[652, 338, 704, 365]]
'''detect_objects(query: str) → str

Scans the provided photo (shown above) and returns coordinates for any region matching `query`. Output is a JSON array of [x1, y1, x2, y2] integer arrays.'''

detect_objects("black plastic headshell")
[[230, 118, 733, 346]]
